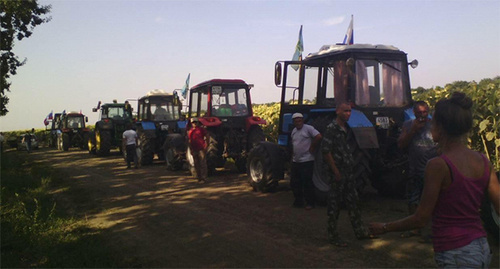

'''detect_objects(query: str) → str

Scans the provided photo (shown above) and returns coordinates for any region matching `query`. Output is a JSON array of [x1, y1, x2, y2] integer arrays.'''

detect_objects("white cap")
[[292, 113, 303, 119]]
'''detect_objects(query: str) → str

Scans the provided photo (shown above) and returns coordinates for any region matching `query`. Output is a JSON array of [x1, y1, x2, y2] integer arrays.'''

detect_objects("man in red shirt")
[[188, 118, 209, 183]]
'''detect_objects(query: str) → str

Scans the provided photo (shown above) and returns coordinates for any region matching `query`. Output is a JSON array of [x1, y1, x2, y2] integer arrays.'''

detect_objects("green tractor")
[[88, 100, 133, 156], [135, 90, 186, 166]]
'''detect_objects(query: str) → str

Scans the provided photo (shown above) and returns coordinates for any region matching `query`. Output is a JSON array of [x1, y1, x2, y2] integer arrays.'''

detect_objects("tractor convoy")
[[39, 41, 499, 238]]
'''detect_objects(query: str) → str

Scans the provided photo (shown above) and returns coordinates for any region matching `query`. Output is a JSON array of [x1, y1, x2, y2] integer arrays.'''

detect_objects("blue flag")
[[291, 25, 303, 71], [342, 15, 354, 45], [181, 73, 190, 99]]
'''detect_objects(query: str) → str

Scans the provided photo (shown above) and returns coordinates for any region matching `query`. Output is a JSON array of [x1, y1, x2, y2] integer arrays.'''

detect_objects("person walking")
[[23, 130, 33, 153], [188, 118, 209, 183], [122, 123, 138, 169], [397, 101, 437, 240], [290, 113, 322, 209], [369, 92, 500, 268], [321, 102, 374, 247]]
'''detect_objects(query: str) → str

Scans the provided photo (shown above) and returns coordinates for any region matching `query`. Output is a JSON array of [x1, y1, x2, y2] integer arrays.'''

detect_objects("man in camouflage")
[[321, 102, 373, 247]]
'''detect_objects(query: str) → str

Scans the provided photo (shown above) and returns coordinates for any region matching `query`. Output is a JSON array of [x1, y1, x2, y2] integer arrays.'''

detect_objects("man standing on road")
[[290, 113, 322, 209], [397, 101, 437, 240], [321, 102, 374, 247], [188, 118, 209, 183], [122, 123, 138, 169]]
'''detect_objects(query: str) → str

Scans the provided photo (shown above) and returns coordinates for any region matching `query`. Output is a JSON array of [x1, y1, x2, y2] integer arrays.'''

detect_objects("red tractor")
[[187, 79, 266, 175]]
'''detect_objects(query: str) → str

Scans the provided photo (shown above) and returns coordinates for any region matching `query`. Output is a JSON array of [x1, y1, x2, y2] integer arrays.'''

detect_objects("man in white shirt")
[[290, 113, 322, 209], [122, 123, 138, 169]]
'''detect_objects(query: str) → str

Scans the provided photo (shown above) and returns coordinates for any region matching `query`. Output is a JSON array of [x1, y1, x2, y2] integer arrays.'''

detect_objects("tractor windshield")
[[211, 86, 248, 117], [65, 116, 84, 129], [102, 106, 131, 119], [354, 59, 409, 107]]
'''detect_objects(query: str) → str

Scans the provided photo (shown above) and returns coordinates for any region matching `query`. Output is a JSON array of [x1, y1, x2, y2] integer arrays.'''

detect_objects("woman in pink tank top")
[[369, 92, 500, 268]]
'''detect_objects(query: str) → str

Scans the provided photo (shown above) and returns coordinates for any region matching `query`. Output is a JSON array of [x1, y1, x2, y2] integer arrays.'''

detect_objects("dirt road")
[[30, 147, 498, 268]]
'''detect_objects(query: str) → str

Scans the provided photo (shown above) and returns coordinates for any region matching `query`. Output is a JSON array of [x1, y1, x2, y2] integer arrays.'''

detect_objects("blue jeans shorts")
[[434, 237, 492, 268]]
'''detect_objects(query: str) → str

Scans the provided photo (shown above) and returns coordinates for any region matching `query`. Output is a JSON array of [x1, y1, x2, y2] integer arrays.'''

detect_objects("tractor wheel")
[[81, 132, 90, 150], [164, 133, 186, 171], [206, 131, 218, 176], [235, 158, 247, 173], [247, 126, 265, 150], [347, 130, 372, 195], [88, 131, 96, 154], [62, 133, 70, 151], [96, 129, 111, 156], [247, 143, 277, 192], [481, 172, 499, 243], [371, 155, 408, 198], [138, 133, 154, 165]]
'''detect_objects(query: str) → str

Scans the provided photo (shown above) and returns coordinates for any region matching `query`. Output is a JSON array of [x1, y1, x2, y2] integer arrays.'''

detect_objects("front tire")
[[62, 133, 70, 151], [247, 143, 276, 192]]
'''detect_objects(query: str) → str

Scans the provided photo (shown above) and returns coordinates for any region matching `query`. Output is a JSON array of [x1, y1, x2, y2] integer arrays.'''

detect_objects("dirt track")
[[27, 147, 498, 268]]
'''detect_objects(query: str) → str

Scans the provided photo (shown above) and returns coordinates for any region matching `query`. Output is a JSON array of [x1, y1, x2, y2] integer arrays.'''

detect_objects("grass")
[[0, 151, 122, 268]]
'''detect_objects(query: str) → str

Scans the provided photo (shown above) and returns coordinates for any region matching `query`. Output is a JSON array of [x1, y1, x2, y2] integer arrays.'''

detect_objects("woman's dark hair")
[[433, 92, 473, 137]]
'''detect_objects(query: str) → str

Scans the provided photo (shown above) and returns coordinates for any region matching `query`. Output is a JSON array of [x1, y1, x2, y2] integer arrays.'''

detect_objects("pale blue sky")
[[1, 0, 499, 131]]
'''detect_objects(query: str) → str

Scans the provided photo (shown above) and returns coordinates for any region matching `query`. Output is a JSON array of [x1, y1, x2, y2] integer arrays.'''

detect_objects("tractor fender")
[[198, 117, 222, 127], [137, 121, 157, 138], [348, 109, 379, 149], [96, 120, 113, 130], [245, 116, 267, 132], [404, 107, 415, 121], [259, 141, 285, 180]]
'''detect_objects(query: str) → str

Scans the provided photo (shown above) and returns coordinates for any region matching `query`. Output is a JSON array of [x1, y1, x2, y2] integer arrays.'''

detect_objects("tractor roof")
[[191, 79, 248, 90], [305, 43, 405, 60], [139, 89, 175, 100]]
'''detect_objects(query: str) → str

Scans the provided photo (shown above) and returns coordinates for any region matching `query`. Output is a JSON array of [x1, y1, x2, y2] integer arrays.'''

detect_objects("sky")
[[1, 0, 499, 132]]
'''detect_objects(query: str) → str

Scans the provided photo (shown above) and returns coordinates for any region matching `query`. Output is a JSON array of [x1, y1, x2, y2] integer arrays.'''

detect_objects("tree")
[[0, 0, 51, 116]]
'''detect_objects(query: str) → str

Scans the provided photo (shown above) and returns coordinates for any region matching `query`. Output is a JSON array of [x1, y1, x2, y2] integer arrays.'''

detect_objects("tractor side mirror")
[[274, 62, 282, 86], [85, 117, 88, 122], [92, 108, 97, 112], [409, 59, 419, 69]]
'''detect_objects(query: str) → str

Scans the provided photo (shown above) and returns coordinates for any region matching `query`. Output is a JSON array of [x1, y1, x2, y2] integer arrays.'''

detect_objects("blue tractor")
[[135, 90, 187, 167], [247, 44, 419, 198]]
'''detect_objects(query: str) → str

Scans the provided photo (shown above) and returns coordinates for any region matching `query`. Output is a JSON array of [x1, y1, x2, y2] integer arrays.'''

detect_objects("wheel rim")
[[250, 158, 263, 183], [96, 131, 101, 150]]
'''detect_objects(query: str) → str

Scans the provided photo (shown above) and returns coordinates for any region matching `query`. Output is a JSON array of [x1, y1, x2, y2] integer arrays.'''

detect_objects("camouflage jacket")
[[321, 120, 354, 173]]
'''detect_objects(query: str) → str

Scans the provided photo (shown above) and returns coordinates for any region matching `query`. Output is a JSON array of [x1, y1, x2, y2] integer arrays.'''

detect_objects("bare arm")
[[398, 120, 426, 150], [488, 165, 500, 215], [370, 157, 446, 234]]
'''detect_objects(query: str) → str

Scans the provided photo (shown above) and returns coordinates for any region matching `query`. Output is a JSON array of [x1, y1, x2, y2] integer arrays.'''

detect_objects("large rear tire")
[[206, 132, 218, 176], [96, 129, 111, 156], [347, 129, 372, 195], [138, 133, 154, 165], [247, 143, 277, 192], [62, 133, 70, 151], [88, 131, 96, 154]]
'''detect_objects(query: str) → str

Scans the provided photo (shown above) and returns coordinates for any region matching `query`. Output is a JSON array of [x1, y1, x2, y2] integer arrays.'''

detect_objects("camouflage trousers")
[[327, 171, 369, 241]]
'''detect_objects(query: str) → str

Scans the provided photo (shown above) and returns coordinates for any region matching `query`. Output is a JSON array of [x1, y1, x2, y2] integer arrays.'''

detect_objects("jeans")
[[126, 144, 138, 167], [434, 237, 492, 268]]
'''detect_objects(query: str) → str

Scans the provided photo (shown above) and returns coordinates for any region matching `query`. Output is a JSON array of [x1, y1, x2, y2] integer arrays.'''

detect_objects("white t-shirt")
[[123, 129, 138, 145], [291, 124, 320, 163]]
